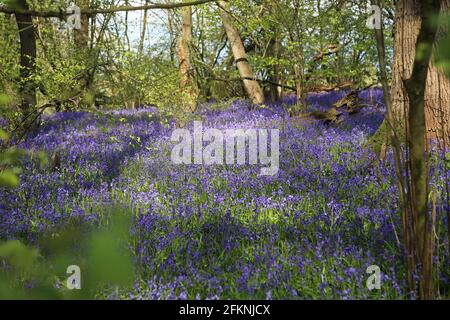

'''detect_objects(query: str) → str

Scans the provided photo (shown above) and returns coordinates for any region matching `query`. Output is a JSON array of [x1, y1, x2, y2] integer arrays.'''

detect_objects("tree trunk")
[[218, 1, 265, 105], [391, 0, 450, 143], [124, 0, 131, 51], [294, 64, 303, 113], [267, 35, 281, 102], [168, 12, 176, 62], [178, 3, 198, 112], [179, 4, 193, 89], [75, 0, 90, 47], [14, 0, 38, 132], [371, 0, 415, 292], [139, 0, 149, 55], [391, 0, 446, 300]]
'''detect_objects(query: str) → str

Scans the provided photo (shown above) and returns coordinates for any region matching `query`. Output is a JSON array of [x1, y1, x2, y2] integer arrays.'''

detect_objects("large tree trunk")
[[14, 0, 38, 132], [391, 0, 447, 299], [218, 1, 265, 105], [178, 3, 198, 112], [391, 0, 450, 143]]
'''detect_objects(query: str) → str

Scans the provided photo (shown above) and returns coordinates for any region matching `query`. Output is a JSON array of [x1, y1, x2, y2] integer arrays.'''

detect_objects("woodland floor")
[[1, 88, 449, 299]]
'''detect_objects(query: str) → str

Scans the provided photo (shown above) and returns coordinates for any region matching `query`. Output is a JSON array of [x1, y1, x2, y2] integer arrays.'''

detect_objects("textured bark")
[[178, 3, 198, 112], [391, 0, 446, 300], [218, 1, 265, 104], [14, 0, 38, 132], [75, 0, 90, 47], [406, 0, 440, 300], [371, 0, 414, 291], [179, 5, 193, 88], [391, 0, 450, 143]]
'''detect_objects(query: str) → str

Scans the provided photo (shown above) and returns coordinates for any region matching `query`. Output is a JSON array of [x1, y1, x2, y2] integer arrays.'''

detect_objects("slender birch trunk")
[[139, 0, 149, 55], [218, 1, 265, 104]]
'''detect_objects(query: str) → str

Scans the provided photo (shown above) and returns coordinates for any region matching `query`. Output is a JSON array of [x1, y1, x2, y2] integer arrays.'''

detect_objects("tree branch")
[[0, 0, 219, 18]]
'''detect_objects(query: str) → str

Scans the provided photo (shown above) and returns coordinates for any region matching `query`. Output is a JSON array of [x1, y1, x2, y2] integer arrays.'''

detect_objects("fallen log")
[[309, 84, 377, 123], [310, 107, 342, 124]]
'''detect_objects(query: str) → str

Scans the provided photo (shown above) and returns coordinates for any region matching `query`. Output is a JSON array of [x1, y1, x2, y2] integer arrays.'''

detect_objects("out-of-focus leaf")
[[0, 148, 24, 166], [0, 94, 10, 105], [0, 0, 23, 11], [29, 150, 48, 167], [0, 129, 8, 142], [433, 16, 450, 78], [37, 151, 48, 166], [85, 208, 134, 289], [0, 240, 39, 272], [0, 169, 19, 188]]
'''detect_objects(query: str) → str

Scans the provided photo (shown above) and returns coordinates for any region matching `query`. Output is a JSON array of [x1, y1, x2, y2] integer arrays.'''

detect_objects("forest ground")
[[1, 88, 449, 299]]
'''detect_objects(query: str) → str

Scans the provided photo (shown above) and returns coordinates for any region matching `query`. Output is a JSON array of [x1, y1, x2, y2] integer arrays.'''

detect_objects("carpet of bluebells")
[[1, 89, 449, 299]]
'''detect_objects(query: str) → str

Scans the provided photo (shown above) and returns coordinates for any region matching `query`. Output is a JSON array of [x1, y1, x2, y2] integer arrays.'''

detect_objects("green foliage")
[[226, 0, 390, 91], [0, 168, 19, 188], [434, 15, 450, 78], [85, 211, 134, 289], [0, 0, 22, 11], [0, 207, 135, 299], [0, 0, 394, 119], [0, 94, 10, 106], [368, 119, 388, 153], [0, 93, 22, 189]]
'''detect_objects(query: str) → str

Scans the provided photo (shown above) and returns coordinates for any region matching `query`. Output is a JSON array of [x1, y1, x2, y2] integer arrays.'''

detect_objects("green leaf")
[[0, 129, 8, 142], [433, 16, 450, 78], [1, 0, 23, 11], [0, 148, 23, 165], [36, 151, 48, 166], [0, 94, 10, 105], [0, 240, 39, 272], [434, 36, 450, 77], [0, 169, 19, 188], [85, 209, 133, 289]]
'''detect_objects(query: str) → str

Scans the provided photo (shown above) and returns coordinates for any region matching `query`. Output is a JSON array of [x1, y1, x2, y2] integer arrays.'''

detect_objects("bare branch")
[[0, 0, 219, 18]]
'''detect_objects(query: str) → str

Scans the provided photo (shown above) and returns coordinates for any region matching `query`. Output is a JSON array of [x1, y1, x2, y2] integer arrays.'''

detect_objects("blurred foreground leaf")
[[433, 15, 450, 78], [84, 208, 134, 292], [0, 240, 39, 273], [0, 169, 19, 188], [0, 206, 135, 299], [0, 94, 10, 106], [0, 129, 9, 142]]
